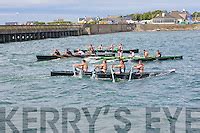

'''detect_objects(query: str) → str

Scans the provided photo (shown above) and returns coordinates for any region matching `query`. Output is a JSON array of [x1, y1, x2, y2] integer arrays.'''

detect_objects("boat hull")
[[99, 56, 183, 61], [50, 70, 175, 79], [36, 53, 115, 61]]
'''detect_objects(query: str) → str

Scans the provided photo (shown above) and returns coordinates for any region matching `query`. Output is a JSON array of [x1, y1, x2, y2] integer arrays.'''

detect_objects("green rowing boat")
[[97, 55, 183, 61]]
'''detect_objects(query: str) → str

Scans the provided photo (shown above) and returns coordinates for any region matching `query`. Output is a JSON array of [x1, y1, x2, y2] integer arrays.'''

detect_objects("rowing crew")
[[90, 43, 123, 51], [52, 49, 93, 56], [52, 49, 73, 56], [73, 59, 144, 74], [118, 50, 135, 58], [52, 48, 161, 58], [143, 50, 161, 58]]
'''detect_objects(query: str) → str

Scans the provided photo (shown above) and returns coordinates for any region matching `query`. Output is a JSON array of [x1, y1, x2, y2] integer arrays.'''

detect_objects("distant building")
[[100, 16, 128, 24], [140, 20, 152, 24], [193, 17, 200, 22], [54, 19, 65, 22], [78, 17, 98, 24], [123, 16, 137, 24], [26, 21, 38, 25], [152, 13, 176, 24], [152, 10, 191, 24], [170, 11, 190, 24], [5, 22, 18, 25]]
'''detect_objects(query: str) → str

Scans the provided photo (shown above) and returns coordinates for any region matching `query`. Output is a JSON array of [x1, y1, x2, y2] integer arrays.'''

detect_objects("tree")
[[128, 10, 162, 20], [47, 21, 73, 25], [192, 12, 200, 17], [33, 22, 46, 25]]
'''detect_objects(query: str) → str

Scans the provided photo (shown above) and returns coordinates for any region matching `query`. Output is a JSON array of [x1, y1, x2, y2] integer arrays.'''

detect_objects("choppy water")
[[0, 31, 200, 132], [0, 31, 200, 108]]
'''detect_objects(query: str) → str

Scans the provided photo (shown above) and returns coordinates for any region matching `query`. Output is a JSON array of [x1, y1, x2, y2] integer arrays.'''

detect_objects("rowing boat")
[[51, 69, 175, 80], [73, 49, 139, 53], [97, 55, 183, 61], [51, 71, 92, 76], [36, 53, 115, 61]]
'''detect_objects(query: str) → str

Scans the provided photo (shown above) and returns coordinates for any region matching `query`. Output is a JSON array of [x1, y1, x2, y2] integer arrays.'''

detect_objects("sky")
[[0, 0, 199, 24]]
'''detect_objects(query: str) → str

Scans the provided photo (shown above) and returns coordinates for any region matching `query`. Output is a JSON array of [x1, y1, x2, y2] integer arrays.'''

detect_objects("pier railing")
[[0, 25, 83, 43]]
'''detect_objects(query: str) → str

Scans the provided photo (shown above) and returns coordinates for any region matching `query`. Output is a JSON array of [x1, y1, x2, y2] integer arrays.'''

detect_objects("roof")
[[78, 18, 85, 21], [107, 16, 121, 19], [170, 11, 184, 19], [154, 13, 176, 19], [78, 17, 97, 22], [179, 13, 187, 20]]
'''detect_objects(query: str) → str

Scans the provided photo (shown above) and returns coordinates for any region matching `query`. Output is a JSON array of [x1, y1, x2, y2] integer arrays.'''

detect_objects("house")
[[152, 13, 177, 24], [26, 21, 38, 25], [152, 10, 191, 24], [78, 17, 98, 24], [5, 22, 18, 25], [193, 17, 200, 22], [123, 16, 137, 24], [140, 20, 152, 24], [100, 16, 128, 24], [169, 11, 190, 24]]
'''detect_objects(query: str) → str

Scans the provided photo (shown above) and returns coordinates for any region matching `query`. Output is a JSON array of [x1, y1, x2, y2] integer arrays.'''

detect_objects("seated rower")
[[118, 43, 123, 51], [63, 49, 73, 56], [53, 49, 61, 56], [133, 60, 144, 73], [112, 59, 126, 74], [129, 50, 135, 57], [108, 44, 114, 50], [88, 44, 93, 50], [156, 50, 161, 57], [73, 59, 88, 72], [98, 44, 103, 50], [75, 49, 85, 56], [88, 44, 95, 54], [118, 49, 123, 58], [143, 50, 149, 58], [94, 60, 107, 73]]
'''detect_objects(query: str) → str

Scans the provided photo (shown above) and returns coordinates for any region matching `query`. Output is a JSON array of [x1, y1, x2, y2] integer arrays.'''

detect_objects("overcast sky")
[[0, 0, 199, 24]]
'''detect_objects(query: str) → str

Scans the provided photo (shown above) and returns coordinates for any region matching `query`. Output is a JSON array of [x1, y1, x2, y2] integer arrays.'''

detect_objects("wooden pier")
[[0, 25, 83, 43]]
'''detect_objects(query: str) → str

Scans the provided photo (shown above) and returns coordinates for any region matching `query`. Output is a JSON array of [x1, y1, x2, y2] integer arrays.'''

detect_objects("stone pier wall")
[[135, 24, 200, 31], [83, 24, 136, 35]]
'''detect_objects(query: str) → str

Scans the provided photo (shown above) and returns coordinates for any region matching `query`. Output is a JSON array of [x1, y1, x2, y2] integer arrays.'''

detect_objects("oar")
[[91, 68, 96, 79], [72, 65, 76, 76], [110, 67, 115, 83], [78, 69, 83, 78], [129, 67, 133, 81]]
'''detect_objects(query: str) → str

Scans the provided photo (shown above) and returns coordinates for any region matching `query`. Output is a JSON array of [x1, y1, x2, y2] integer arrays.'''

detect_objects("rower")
[[118, 43, 123, 51], [53, 49, 61, 56], [156, 50, 161, 57], [63, 49, 73, 56], [144, 50, 149, 58], [73, 59, 88, 72], [108, 44, 114, 50], [88, 44, 95, 54], [129, 50, 135, 57], [118, 49, 123, 58], [133, 60, 144, 73], [112, 59, 126, 74], [75, 49, 85, 56], [94, 60, 107, 73], [98, 44, 103, 50]]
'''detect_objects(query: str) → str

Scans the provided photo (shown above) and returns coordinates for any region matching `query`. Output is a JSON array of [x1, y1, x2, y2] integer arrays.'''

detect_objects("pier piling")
[[0, 25, 83, 43]]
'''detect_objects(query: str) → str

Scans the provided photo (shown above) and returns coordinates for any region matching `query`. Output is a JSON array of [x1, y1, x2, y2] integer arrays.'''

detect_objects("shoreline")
[[134, 24, 200, 32], [0, 24, 199, 43]]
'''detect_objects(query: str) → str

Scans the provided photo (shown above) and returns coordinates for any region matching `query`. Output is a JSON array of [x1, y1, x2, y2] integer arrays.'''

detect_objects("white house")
[[152, 13, 177, 24]]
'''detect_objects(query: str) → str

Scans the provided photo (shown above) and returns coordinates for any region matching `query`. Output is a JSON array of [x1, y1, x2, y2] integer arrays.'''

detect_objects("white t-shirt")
[[131, 52, 135, 57], [78, 51, 85, 55]]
